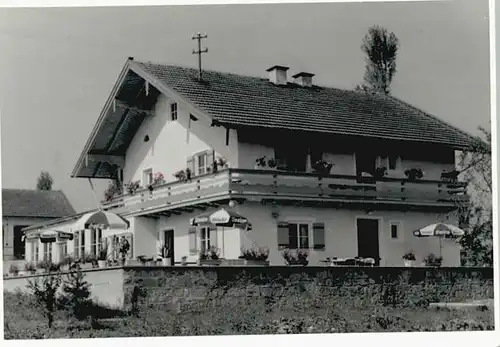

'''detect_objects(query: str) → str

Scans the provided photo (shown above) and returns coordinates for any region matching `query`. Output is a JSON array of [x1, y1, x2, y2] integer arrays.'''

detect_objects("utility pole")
[[192, 32, 208, 81]]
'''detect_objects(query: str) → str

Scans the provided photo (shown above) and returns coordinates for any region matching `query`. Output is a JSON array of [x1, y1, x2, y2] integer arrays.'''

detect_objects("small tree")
[[455, 126, 492, 266], [58, 268, 93, 321], [359, 25, 400, 95], [36, 171, 54, 191], [27, 273, 62, 328]]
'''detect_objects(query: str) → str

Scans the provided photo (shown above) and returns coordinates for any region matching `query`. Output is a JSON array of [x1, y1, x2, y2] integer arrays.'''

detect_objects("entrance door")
[[13, 225, 29, 259], [163, 230, 175, 262], [356, 218, 380, 266]]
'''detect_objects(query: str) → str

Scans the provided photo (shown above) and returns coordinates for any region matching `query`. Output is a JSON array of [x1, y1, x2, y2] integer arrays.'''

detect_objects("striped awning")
[[23, 230, 74, 243]]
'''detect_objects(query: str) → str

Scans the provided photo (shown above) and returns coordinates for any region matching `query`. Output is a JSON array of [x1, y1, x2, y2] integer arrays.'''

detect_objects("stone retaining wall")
[[122, 266, 494, 311]]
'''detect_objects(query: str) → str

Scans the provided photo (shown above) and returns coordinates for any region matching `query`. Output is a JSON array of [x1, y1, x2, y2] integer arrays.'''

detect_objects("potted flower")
[[239, 246, 270, 266], [424, 253, 443, 267], [312, 160, 334, 175], [104, 179, 123, 202], [97, 248, 108, 268], [125, 180, 141, 195], [9, 264, 19, 276], [282, 249, 309, 266], [148, 172, 165, 192], [119, 237, 131, 266], [78, 253, 95, 270], [20, 262, 36, 276], [36, 260, 52, 274], [212, 157, 229, 173], [402, 251, 416, 267], [373, 167, 387, 179], [160, 244, 172, 266], [405, 168, 424, 181], [199, 246, 222, 266], [173, 170, 187, 181], [59, 255, 74, 271], [255, 156, 267, 169], [181, 256, 188, 266], [267, 158, 278, 169]]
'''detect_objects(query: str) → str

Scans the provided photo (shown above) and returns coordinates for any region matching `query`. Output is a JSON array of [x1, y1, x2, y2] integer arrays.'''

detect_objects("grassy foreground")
[[3, 291, 493, 339]]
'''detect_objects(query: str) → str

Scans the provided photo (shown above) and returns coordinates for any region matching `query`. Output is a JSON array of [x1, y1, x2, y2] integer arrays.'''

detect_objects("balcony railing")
[[102, 168, 468, 214]]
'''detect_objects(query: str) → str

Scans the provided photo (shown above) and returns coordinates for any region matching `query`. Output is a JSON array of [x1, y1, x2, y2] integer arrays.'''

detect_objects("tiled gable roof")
[[2, 189, 76, 218], [136, 61, 476, 149]]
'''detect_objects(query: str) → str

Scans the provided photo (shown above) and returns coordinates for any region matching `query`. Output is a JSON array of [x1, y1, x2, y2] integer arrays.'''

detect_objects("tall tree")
[[358, 25, 400, 94], [36, 171, 53, 191], [455, 126, 492, 266]]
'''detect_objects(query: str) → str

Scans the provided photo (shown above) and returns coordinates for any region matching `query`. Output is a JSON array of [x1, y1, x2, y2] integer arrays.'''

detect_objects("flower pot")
[[243, 260, 270, 266], [61, 265, 70, 272], [36, 268, 45, 274], [80, 263, 93, 270], [404, 260, 415, 267], [19, 270, 31, 276], [161, 258, 172, 266], [200, 259, 222, 266], [98, 260, 107, 268]]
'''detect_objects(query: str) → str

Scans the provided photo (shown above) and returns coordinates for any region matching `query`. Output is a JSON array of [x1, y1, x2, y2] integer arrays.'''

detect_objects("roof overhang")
[[71, 59, 217, 179]]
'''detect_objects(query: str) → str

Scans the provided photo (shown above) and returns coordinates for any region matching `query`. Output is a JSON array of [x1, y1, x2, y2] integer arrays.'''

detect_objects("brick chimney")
[[292, 72, 315, 88], [266, 65, 289, 85]]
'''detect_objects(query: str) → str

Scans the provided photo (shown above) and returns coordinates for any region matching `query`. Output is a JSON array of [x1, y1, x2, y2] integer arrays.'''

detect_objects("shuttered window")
[[188, 227, 197, 255], [313, 223, 326, 250], [278, 221, 326, 251], [277, 222, 289, 249]]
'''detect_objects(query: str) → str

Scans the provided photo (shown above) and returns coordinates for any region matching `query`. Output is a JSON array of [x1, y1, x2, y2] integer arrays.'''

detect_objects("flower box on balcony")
[[244, 259, 270, 266], [199, 259, 222, 266]]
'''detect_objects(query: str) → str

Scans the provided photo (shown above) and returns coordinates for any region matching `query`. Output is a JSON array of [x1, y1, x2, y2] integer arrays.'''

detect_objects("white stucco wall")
[[127, 203, 460, 267], [123, 94, 239, 186], [3, 216, 54, 261]]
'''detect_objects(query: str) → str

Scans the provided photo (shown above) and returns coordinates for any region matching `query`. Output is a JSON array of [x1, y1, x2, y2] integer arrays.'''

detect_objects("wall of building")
[[237, 140, 456, 179], [3, 267, 125, 308], [123, 93, 239, 186], [3, 216, 54, 261], [126, 202, 460, 267]]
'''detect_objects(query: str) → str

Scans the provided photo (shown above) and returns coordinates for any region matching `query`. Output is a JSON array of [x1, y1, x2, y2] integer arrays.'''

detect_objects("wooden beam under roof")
[[86, 154, 125, 168], [113, 99, 155, 116]]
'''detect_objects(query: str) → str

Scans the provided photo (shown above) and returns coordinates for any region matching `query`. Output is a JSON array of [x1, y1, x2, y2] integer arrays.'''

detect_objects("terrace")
[[102, 168, 468, 217]]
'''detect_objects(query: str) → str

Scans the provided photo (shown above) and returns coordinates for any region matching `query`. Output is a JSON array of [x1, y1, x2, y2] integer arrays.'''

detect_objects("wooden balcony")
[[102, 169, 468, 216]]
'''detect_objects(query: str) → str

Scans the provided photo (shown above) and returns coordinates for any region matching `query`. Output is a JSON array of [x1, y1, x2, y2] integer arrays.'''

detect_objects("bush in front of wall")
[[9, 264, 19, 275]]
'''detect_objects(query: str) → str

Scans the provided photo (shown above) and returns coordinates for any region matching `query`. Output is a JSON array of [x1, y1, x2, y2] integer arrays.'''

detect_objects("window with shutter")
[[313, 223, 326, 250], [206, 150, 215, 173], [277, 222, 289, 249], [188, 227, 197, 255]]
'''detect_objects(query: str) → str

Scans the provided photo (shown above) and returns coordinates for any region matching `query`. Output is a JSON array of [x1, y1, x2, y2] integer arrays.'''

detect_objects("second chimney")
[[266, 65, 289, 85], [292, 72, 315, 88]]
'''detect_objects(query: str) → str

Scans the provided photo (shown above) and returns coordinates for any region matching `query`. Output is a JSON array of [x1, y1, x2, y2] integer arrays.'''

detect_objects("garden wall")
[[122, 266, 494, 311]]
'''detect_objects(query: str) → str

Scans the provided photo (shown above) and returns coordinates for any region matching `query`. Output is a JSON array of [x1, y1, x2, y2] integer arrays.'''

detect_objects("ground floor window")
[[43, 242, 52, 262], [30, 240, 39, 262], [200, 227, 210, 254], [90, 229, 102, 256], [278, 221, 325, 250], [73, 230, 85, 259], [13, 225, 29, 260]]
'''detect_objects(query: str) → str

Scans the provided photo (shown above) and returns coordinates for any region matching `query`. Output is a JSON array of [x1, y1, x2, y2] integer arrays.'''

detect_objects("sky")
[[0, 0, 491, 213]]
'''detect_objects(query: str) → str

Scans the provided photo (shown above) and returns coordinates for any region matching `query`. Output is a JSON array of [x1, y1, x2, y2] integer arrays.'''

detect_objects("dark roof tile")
[[2, 189, 76, 218]]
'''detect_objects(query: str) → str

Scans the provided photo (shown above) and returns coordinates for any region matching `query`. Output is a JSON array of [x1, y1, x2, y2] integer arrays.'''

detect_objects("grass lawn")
[[3, 291, 494, 339]]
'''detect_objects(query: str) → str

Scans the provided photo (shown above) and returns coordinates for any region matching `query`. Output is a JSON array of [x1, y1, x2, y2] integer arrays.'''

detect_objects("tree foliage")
[[358, 25, 400, 95], [58, 268, 93, 321], [36, 171, 54, 191], [27, 273, 62, 328], [455, 126, 492, 266]]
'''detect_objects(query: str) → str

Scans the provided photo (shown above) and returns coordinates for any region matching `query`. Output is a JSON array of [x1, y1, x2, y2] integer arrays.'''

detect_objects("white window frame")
[[199, 227, 211, 254], [389, 221, 403, 240], [284, 219, 313, 250], [43, 242, 52, 262], [90, 229, 102, 257], [194, 152, 208, 176], [74, 230, 85, 259], [170, 102, 178, 121], [378, 155, 402, 172], [143, 168, 153, 186], [31, 240, 39, 262]]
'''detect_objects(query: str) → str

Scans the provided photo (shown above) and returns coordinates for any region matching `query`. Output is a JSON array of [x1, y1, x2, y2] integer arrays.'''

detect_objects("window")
[[73, 230, 85, 259], [13, 225, 29, 259], [390, 222, 401, 239], [31, 240, 39, 262], [277, 221, 325, 250], [200, 227, 211, 254], [43, 242, 52, 262], [62, 242, 68, 257], [170, 102, 178, 121], [90, 229, 102, 256], [190, 151, 214, 176], [378, 155, 401, 171], [143, 168, 153, 186], [197, 154, 207, 175]]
